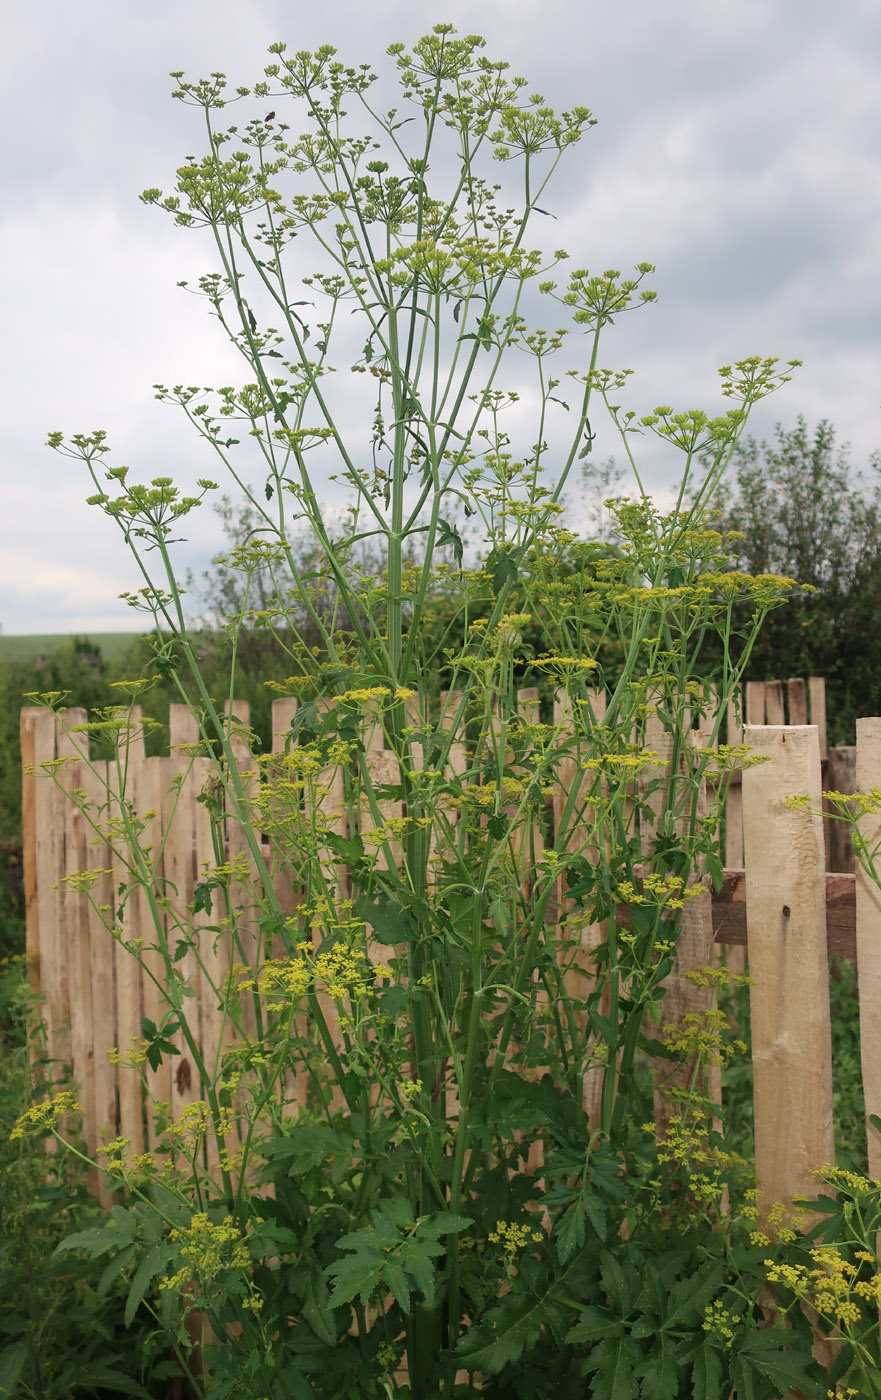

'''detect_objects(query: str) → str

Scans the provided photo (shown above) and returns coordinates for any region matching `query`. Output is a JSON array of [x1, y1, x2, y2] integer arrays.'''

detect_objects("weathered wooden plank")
[[31, 710, 64, 1067], [193, 750, 226, 1176], [809, 676, 828, 760], [135, 756, 172, 1143], [855, 718, 881, 1180], [111, 707, 146, 1156], [787, 678, 807, 727], [80, 759, 117, 1182], [710, 869, 855, 956], [654, 732, 720, 1143], [20, 710, 52, 1008], [724, 696, 745, 873], [53, 710, 97, 1159], [165, 706, 202, 1124], [742, 724, 834, 1211], [745, 680, 766, 727], [826, 745, 857, 874], [553, 688, 609, 1128], [764, 680, 785, 726]]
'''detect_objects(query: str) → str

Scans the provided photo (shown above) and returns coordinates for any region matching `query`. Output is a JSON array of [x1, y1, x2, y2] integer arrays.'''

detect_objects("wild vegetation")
[[4, 26, 881, 1399]]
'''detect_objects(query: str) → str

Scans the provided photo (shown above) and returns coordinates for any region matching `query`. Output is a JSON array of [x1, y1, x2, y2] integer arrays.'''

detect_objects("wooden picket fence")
[[18, 675, 876, 1217]]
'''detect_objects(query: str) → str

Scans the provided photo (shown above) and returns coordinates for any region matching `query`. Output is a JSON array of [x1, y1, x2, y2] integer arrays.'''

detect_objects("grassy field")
[[0, 633, 142, 665]]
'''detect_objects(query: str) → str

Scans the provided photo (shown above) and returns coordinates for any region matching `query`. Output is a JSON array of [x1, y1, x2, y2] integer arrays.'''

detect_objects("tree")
[[715, 417, 881, 742]]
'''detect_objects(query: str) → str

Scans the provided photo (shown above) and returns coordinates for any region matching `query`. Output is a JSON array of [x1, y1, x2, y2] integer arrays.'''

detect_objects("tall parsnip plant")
[[28, 27, 819, 1400]]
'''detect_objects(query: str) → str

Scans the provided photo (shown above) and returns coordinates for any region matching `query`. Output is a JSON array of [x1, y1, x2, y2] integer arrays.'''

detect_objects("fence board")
[[135, 756, 172, 1139], [31, 709, 65, 1067], [809, 676, 828, 759], [787, 677, 807, 726], [826, 745, 857, 874], [764, 680, 785, 726], [22, 677, 859, 1221], [745, 681, 766, 727], [81, 759, 116, 1179], [724, 698, 744, 877], [654, 733, 720, 1142], [53, 712, 97, 1162], [743, 724, 834, 1212], [855, 718, 881, 1179], [111, 709, 146, 1156], [165, 706, 202, 1123]]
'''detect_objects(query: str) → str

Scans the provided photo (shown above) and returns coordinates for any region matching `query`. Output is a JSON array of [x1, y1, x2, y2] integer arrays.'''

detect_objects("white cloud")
[[1, 0, 880, 630]]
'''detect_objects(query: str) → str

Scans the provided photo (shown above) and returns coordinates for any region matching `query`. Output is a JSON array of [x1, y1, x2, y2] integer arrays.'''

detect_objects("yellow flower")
[[10, 1091, 82, 1140]]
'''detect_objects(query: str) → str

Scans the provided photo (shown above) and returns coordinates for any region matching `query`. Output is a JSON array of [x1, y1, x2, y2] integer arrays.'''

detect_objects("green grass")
[[0, 633, 142, 665]]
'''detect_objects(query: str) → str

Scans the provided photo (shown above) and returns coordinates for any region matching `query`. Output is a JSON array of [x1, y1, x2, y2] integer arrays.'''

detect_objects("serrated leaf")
[[428, 1212, 473, 1236], [582, 1187, 608, 1241], [486, 547, 518, 597], [190, 884, 212, 918], [355, 895, 415, 946], [98, 1242, 137, 1299], [636, 1336, 678, 1400], [689, 1343, 724, 1400], [0, 1340, 28, 1395], [383, 1259, 411, 1314], [56, 1363, 154, 1398], [456, 1293, 552, 1375], [565, 1306, 620, 1345], [300, 1260, 336, 1346], [326, 1255, 384, 1308], [599, 1249, 632, 1314], [377, 1196, 415, 1230], [581, 1332, 638, 1400], [125, 1243, 163, 1327], [437, 516, 464, 568], [399, 1236, 444, 1300], [735, 1331, 825, 1398], [555, 1204, 585, 1264]]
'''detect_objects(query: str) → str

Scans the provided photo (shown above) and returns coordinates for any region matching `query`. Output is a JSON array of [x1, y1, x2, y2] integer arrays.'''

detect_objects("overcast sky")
[[1, 0, 879, 635]]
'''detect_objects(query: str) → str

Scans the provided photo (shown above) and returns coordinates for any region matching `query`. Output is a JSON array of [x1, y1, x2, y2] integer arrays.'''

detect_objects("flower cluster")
[[162, 1211, 253, 1293], [487, 1219, 544, 1257], [10, 1091, 82, 1140], [702, 1299, 742, 1348], [765, 1245, 876, 1329]]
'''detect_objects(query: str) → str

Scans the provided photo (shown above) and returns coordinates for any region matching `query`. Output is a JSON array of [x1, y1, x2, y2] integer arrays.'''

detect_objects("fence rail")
[[19, 676, 875, 1215]]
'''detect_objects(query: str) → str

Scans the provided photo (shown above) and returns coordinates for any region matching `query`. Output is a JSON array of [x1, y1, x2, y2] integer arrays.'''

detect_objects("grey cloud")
[[2, 0, 880, 631]]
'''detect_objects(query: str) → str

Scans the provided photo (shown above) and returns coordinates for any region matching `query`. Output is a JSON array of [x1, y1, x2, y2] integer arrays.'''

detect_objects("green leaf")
[[326, 1254, 384, 1308], [260, 1121, 347, 1176], [582, 1187, 608, 1242], [192, 881, 214, 914], [690, 1344, 724, 1400], [56, 1364, 154, 1398], [581, 1332, 639, 1400], [599, 1249, 632, 1314], [125, 1243, 163, 1327], [0, 1340, 28, 1397], [636, 1337, 678, 1400], [456, 1293, 553, 1374], [703, 850, 724, 892], [97, 1241, 137, 1298], [427, 1212, 472, 1236], [356, 895, 415, 946], [299, 1258, 337, 1345], [398, 1236, 444, 1301], [383, 1259, 411, 1314], [735, 1330, 825, 1398], [486, 547, 519, 597], [437, 517, 464, 568], [566, 1306, 620, 1345], [555, 1204, 585, 1264]]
